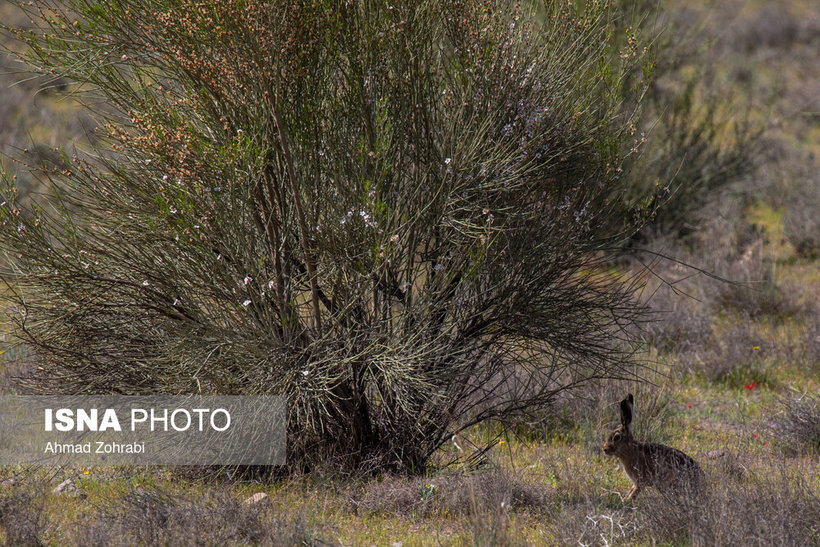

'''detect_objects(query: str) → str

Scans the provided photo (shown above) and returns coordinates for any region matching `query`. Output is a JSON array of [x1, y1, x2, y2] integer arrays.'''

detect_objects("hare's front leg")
[[625, 483, 640, 501]]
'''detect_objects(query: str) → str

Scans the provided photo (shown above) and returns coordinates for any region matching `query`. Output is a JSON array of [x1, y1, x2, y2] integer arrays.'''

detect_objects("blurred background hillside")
[[1, 2, 97, 199]]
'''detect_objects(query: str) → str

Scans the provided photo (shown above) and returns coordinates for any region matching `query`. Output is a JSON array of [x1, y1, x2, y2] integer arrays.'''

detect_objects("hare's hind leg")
[[625, 483, 640, 501]]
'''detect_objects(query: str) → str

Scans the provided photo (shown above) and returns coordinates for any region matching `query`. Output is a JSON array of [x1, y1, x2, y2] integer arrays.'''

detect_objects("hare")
[[603, 394, 704, 501]]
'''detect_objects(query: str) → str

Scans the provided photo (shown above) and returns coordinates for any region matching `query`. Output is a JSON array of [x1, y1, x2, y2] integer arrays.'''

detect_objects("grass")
[[2, 340, 817, 545], [5, 198, 813, 543], [0, 0, 818, 544], [0, 400, 817, 545]]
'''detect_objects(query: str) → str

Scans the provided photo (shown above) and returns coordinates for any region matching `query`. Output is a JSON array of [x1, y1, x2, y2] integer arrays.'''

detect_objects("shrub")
[[641, 285, 712, 355], [783, 174, 820, 258], [0, 489, 47, 546], [689, 322, 773, 385], [0, 4, 91, 204], [709, 222, 805, 321], [777, 393, 820, 454], [732, 2, 801, 51], [1, 0, 657, 472], [615, 3, 764, 240], [802, 313, 820, 372]]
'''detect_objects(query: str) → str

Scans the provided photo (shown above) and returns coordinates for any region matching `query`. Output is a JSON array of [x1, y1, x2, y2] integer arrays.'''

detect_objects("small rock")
[[53, 478, 72, 494], [54, 478, 86, 499], [1, 477, 16, 488], [706, 449, 727, 459], [244, 492, 270, 507]]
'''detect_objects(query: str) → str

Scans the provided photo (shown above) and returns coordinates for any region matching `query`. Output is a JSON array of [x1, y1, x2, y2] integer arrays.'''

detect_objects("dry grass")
[[634, 467, 820, 546], [784, 175, 820, 258], [1, 386, 817, 545], [0, 483, 330, 546], [0, 489, 47, 546], [778, 393, 820, 454], [689, 321, 774, 384], [642, 294, 712, 355], [539, 442, 820, 546], [353, 469, 550, 519]]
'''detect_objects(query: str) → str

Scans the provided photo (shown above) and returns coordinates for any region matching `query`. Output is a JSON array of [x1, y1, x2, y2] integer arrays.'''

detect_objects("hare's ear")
[[620, 394, 633, 429]]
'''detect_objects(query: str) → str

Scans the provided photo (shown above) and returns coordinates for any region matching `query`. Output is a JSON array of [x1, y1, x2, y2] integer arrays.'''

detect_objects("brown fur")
[[603, 394, 704, 500]]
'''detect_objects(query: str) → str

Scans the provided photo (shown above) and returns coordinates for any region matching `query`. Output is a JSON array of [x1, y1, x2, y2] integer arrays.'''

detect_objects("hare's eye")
[[613, 433, 622, 442]]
